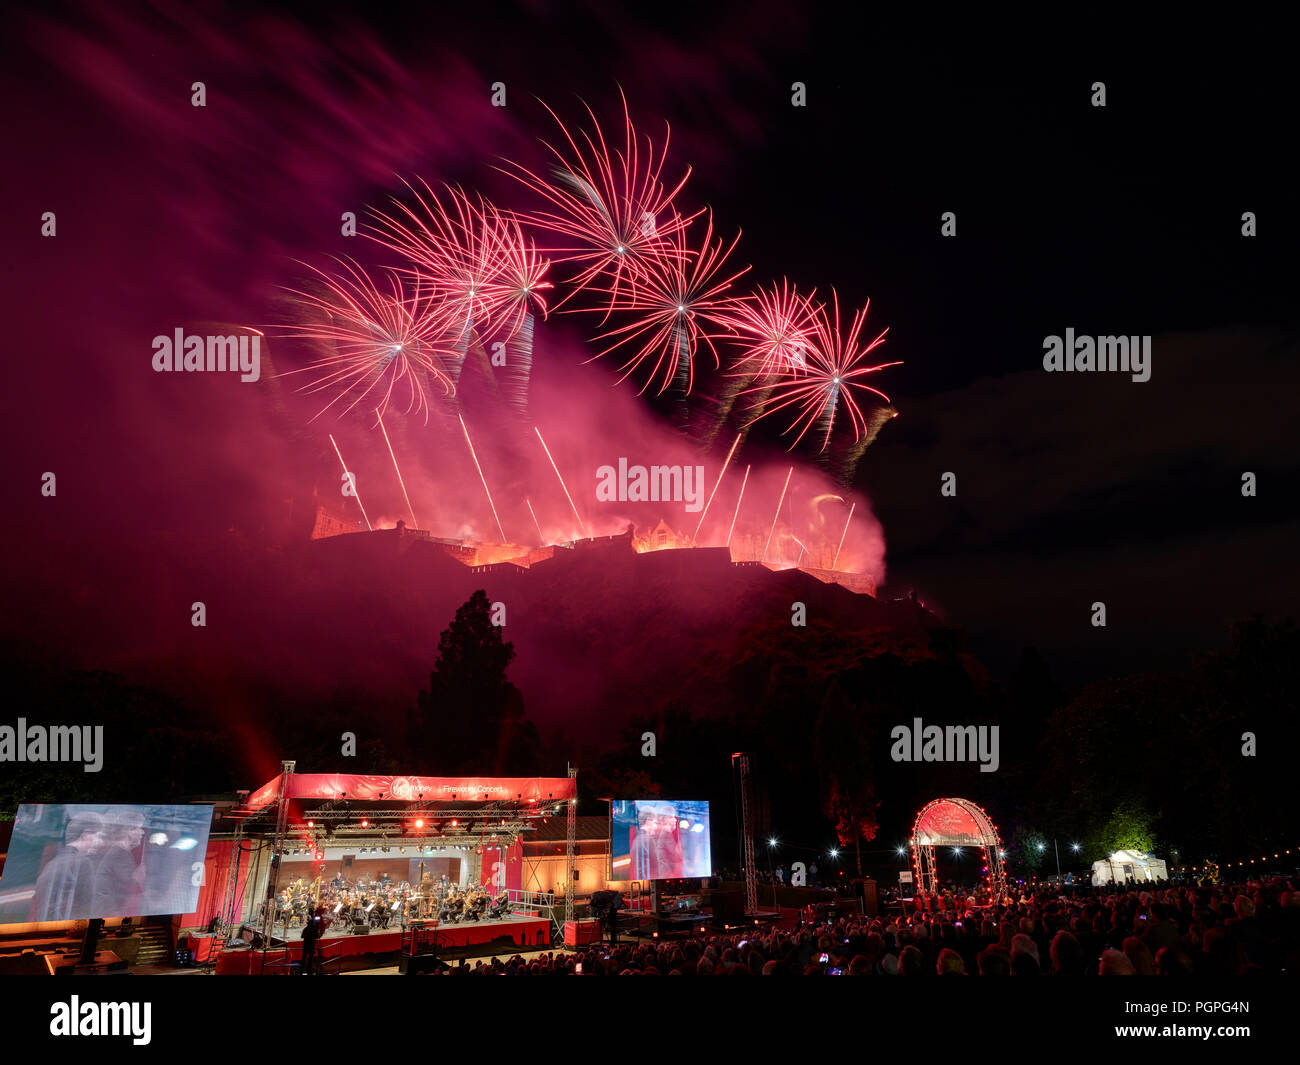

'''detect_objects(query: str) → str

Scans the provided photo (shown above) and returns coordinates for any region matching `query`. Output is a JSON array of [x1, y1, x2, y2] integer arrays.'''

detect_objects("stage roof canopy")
[[245, 773, 578, 814], [230, 773, 580, 850]]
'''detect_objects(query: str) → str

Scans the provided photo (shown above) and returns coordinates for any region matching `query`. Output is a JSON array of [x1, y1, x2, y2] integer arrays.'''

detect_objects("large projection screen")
[[610, 799, 711, 881], [0, 804, 213, 923]]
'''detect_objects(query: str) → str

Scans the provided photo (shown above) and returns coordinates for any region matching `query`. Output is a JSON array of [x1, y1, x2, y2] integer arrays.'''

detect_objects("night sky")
[[3, 5, 1296, 813]]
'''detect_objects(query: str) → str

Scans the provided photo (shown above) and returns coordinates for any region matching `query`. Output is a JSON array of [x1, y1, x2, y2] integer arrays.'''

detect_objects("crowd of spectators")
[[427, 878, 1298, 975]]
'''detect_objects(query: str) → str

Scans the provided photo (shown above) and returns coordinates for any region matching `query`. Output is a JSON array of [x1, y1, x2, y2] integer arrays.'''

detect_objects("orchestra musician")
[[441, 890, 464, 923], [464, 886, 491, 921]]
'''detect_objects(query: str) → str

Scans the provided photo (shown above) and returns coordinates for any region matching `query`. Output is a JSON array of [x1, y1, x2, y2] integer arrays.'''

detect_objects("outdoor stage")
[[216, 914, 551, 974]]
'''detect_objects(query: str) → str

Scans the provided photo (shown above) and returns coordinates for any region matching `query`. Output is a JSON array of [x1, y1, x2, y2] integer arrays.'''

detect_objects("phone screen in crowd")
[[819, 953, 829, 963], [575, 962, 583, 973], [827, 968, 843, 975]]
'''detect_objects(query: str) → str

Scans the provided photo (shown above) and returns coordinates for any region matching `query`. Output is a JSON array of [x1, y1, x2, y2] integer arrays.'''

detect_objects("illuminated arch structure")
[[910, 798, 1006, 899]]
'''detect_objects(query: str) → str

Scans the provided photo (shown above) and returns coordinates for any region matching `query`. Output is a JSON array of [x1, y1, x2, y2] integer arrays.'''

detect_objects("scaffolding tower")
[[258, 761, 295, 950], [733, 752, 758, 916], [562, 764, 577, 946]]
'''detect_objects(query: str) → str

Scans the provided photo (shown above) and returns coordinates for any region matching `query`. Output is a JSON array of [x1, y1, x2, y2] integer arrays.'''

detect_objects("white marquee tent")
[[1091, 849, 1168, 886]]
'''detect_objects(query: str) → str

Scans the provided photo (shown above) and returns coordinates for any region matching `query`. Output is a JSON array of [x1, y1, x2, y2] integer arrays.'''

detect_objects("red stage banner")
[[246, 774, 577, 812], [178, 839, 252, 928], [505, 840, 523, 895]]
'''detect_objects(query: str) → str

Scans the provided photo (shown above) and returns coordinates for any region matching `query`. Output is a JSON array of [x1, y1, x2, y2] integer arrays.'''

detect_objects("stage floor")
[[216, 914, 551, 974]]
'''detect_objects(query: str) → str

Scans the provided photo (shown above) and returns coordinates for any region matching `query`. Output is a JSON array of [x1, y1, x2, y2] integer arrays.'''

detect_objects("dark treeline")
[[2, 611, 1294, 882]]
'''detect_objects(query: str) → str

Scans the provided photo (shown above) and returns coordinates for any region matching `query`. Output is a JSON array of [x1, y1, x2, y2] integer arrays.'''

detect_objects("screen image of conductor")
[[610, 800, 711, 880], [0, 804, 213, 923]]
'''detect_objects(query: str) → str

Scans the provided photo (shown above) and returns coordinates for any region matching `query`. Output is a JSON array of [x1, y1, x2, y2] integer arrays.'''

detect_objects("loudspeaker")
[[588, 890, 623, 918]]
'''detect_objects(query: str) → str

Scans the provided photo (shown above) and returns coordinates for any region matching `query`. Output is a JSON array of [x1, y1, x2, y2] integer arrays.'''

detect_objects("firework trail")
[[525, 497, 546, 545], [328, 433, 372, 531], [534, 425, 589, 539], [376, 410, 419, 529], [761, 466, 793, 563], [459, 413, 507, 543], [833, 404, 900, 484], [725, 464, 751, 549], [692, 432, 741, 543], [501, 91, 701, 317], [791, 536, 808, 566], [832, 502, 855, 570], [742, 290, 899, 452], [276, 258, 457, 424], [590, 210, 747, 398]]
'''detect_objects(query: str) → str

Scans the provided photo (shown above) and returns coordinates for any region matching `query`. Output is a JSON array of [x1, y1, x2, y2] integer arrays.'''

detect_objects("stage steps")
[[133, 922, 173, 966]]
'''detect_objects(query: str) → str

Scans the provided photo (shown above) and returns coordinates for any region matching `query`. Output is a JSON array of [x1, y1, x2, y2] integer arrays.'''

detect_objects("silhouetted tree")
[[814, 678, 880, 875], [410, 590, 539, 774]]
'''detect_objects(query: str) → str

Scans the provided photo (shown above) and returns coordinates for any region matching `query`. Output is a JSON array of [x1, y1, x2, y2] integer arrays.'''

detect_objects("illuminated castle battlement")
[[310, 506, 875, 595]]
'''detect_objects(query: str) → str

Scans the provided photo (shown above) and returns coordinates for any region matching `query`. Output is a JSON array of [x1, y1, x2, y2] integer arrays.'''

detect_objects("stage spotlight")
[[768, 838, 777, 848], [830, 849, 839, 858], [361, 820, 369, 828], [400, 846, 406, 854], [307, 821, 314, 828], [415, 818, 424, 828]]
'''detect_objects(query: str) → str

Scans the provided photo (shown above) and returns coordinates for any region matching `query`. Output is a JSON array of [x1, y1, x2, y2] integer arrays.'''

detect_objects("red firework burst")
[[501, 91, 701, 315], [276, 257, 457, 424], [716, 279, 822, 380], [743, 290, 900, 451], [367, 181, 510, 337], [590, 211, 748, 395], [477, 207, 553, 342]]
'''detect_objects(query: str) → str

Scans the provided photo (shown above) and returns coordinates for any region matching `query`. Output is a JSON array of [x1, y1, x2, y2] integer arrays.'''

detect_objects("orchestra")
[[258, 871, 516, 936]]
